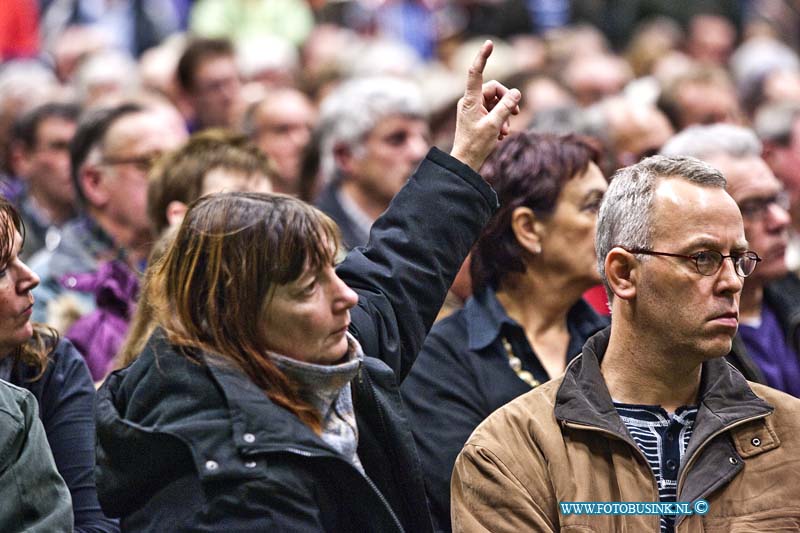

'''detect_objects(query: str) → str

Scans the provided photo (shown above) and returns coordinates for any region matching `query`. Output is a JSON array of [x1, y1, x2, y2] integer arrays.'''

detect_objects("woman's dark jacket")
[[401, 288, 608, 531], [94, 148, 498, 532], [5, 338, 119, 532]]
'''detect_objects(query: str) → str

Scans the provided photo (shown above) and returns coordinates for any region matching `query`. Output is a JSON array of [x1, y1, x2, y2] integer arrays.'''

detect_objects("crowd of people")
[[1, 1, 800, 532]]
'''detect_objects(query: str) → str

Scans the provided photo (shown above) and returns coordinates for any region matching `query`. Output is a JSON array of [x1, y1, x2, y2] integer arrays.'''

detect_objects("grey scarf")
[[270, 333, 365, 473]]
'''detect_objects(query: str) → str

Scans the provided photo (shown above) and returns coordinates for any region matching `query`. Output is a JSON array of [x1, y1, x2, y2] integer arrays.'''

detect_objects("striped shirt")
[[615, 403, 698, 533]]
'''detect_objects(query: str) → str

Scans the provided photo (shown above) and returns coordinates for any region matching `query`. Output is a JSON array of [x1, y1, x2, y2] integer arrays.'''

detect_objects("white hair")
[[317, 76, 426, 181], [660, 123, 762, 160]]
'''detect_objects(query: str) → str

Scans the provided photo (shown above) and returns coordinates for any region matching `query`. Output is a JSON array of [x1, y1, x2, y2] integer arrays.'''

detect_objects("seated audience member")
[[10, 102, 80, 260], [755, 101, 800, 269], [73, 130, 275, 381], [401, 132, 609, 531], [146, 129, 274, 237], [452, 155, 800, 532], [28, 102, 188, 327], [0, 196, 117, 531], [315, 75, 429, 249], [661, 124, 800, 397], [176, 37, 243, 132], [243, 88, 316, 195], [656, 66, 743, 131], [94, 42, 520, 531], [0, 379, 72, 532]]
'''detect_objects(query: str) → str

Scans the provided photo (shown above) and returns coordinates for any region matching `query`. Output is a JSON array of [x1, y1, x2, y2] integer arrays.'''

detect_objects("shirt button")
[[244, 461, 256, 468], [751, 437, 761, 447], [666, 459, 677, 471], [205, 460, 218, 471], [243, 433, 256, 443]]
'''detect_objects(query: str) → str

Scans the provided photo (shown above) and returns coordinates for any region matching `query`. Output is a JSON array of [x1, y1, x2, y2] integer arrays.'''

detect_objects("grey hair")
[[659, 123, 762, 160], [317, 76, 426, 181], [754, 101, 800, 146], [596, 155, 726, 299]]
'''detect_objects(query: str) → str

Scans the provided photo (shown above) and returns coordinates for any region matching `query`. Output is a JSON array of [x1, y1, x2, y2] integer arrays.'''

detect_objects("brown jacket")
[[452, 327, 800, 532]]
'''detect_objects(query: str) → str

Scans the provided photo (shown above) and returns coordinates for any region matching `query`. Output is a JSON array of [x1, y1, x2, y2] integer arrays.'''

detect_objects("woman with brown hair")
[[0, 196, 118, 532], [401, 131, 611, 531], [94, 42, 521, 531]]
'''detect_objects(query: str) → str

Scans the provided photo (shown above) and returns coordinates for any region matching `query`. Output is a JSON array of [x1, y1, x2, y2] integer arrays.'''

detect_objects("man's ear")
[[166, 200, 188, 228], [510, 206, 545, 256], [605, 247, 638, 300], [8, 141, 30, 179], [333, 143, 355, 175], [79, 165, 109, 208]]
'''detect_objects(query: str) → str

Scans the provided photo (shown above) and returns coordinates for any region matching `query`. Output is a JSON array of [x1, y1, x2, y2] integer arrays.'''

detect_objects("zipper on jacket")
[[354, 365, 409, 533], [283, 446, 405, 532]]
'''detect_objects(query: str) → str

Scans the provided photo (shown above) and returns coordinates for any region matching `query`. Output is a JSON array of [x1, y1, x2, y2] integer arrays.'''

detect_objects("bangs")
[[0, 200, 23, 269], [272, 205, 341, 285]]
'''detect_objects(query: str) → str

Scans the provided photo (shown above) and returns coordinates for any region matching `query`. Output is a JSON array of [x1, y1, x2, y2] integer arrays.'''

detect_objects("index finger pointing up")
[[464, 40, 493, 101]]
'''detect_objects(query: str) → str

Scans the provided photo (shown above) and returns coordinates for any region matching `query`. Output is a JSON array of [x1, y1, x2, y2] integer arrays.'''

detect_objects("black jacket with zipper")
[[94, 148, 498, 532]]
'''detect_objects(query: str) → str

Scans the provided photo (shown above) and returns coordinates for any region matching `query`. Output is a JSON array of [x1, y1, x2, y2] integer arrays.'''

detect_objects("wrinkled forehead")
[[650, 178, 746, 247]]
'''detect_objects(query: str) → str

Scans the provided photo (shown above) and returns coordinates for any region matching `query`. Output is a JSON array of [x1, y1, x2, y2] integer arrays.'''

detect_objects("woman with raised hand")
[[0, 196, 118, 532], [94, 42, 520, 531], [401, 132, 610, 531]]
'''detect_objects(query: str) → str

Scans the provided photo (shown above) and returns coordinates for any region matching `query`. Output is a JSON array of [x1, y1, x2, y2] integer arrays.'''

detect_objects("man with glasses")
[[29, 102, 188, 326], [661, 124, 800, 397], [451, 155, 800, 532]]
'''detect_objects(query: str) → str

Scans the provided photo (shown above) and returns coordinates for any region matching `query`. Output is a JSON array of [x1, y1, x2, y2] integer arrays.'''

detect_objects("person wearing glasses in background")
[[28, 102, 188, 328], [661, 124, 800, 398], [452, 155, 800, 532]]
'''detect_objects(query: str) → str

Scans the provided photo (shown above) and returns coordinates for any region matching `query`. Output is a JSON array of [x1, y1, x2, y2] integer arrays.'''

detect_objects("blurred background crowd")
[[5, 2, 800, 530], [4, 0, 800, 398]]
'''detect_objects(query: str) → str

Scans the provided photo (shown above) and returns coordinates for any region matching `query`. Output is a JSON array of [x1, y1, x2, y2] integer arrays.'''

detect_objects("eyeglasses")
[[624, 248, 762, 277], [100, 153, 161, 173], [738, 191, 790, 220]]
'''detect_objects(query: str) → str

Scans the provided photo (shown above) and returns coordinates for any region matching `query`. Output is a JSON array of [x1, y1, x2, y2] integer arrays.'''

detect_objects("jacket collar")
[[465, 289, 520, 352], [465, 288, 608, 353], [554, 327, 775, 442]]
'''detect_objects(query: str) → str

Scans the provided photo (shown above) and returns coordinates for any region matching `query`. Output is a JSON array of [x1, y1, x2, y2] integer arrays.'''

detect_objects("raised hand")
[[450, 40, 521, 172]]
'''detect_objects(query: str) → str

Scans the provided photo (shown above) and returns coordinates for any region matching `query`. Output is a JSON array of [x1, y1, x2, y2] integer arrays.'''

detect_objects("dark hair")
[[147, 129, 275, 234], [149, 192, 342, 432], [471, 131, 601, 293], [13, 101, 80, 150], [176, 37, 235, 92], [0, 196, 58, 379], [69, 103, 143, 207]]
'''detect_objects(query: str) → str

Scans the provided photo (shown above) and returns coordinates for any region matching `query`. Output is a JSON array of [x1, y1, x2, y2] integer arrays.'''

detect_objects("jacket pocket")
[[702, 508, 800, 532]]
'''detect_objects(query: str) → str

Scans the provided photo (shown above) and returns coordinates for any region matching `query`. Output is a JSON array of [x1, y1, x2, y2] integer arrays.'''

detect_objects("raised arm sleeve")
[[337, 148, 497, 381]]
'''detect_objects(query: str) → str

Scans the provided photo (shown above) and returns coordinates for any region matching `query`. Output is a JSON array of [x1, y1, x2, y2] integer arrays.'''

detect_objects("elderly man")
[[451, 155, 800, 532], [243, 87, 316, 196], [661, 124, 800, 397], [755, 101, 800, 270], [29, 101, 188, 326], [315, 76, 430, 249]]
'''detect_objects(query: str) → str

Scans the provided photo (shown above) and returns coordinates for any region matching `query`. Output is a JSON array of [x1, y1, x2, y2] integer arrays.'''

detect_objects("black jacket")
[[315, 177, 370, 250], [401, 288, 608, 531], [727, 273, 800, 387], [95, 148, 498, 532]]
